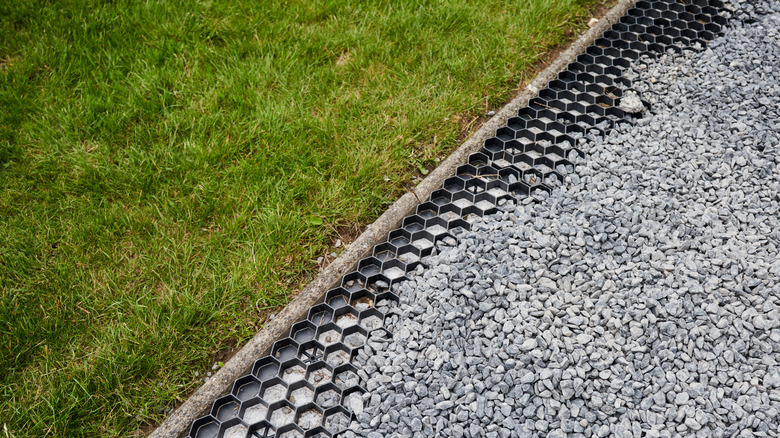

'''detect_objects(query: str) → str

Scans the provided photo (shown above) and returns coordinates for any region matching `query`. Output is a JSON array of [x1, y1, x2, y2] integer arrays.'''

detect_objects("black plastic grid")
[[185, 1, 729, 436]]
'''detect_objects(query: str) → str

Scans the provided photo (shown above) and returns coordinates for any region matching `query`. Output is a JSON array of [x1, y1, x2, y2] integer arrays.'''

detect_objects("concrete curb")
[[149, 1, 637, 436]]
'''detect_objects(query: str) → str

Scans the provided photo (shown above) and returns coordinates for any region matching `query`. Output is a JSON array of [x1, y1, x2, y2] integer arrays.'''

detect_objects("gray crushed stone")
[[345, 1, 780, 437], [617, 91, 644, 114]]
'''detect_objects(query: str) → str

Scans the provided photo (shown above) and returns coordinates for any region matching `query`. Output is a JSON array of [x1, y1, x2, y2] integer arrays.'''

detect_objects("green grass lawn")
[[1, 0, 602, 435]]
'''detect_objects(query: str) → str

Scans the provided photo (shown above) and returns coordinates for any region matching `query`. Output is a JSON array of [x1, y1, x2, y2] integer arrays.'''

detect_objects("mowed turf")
[[0, 0, 602, 435]]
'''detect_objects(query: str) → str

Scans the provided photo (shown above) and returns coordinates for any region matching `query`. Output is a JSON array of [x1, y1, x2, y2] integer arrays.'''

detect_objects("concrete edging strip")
[[149, 1, 637, 436]]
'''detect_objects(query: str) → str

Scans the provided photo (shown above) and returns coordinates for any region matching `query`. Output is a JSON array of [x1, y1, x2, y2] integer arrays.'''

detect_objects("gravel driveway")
[[345, 0, 780, 436]]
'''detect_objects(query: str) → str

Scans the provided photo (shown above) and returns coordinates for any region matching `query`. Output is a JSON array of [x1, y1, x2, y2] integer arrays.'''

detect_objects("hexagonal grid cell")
[[387, 228, 412, 248], [333, 365, 360, 390], [341, 386, 366, 415], [341, 325, 368, 350], [241, 398, 269, 425], [349, 290, 375, 311], [289, 320, 316, 344], [298, 340, 325, 364], [305, 362, 333, 387], [357, 257, 382, 277], [333, 306, 359, 329], [314, 383, 342, 409], [246, 421, 275, 438], [315, 322, 342, 347], [322, 406, 352, 434], [260, 378, 288, 404], [416, 201, 440, 219], [410, 231, 435, 252], [271, 339, 299, 362], [220, 420, 248, 438], [287, 381, 315, 406], [189, 416, 220, 438], [295, 404, 324, 430], [307, 303, 334, 326], [276, 424, 304, 438], [340, 271, 366, 292], [268, 401, 296, 428], [324, 344, 352, 368], [253, 357, 281, 382], [380, 258, 406, 281], [424, 216, 449, 238], [211, 395, 241, 421], [394, 246, 419, 268], [358, 308, 384, 331], [279, 359, 307, 384], [325, 287, 350, 309], [430, 188, 453, 206], [372, 242, 397, 262], [232, 375, 261, 401]]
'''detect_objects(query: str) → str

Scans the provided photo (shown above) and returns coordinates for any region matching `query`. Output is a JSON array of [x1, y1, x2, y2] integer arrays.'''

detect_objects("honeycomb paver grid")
[[186, 1, 729, 436]]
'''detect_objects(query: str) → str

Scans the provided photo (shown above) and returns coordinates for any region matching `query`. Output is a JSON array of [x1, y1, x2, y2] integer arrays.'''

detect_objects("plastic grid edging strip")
[[186, 1, 729, 437]]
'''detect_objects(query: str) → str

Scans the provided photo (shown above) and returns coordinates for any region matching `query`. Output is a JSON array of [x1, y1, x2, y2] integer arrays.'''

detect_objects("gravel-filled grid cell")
[[349, 290, 375, 311], [295, 405, 324, 430], [267, 401, 296, 428], [287, 381, 315, 406], [396, 245, 421, 266], [341, 326, 367, 349], [276, 424, 304, 438], [410, 236, 433, 251], [314, 383, 342, 409], [451, 197, 472, 210], [365, 274, 391, 295], [259, 378, 287, 404], [221, 422, 247, 438], [358, 309, 383, 332], [240, 398, 269, 425], [315, 323, 342, 347], [341, 386, 366, 415], [333, 307, 359, 329], [279, 359, 306, 384], [332, 366, 360, 391], [380, 263, 406, 281], [322, 407, 351, 434], [324, 345, 351, 368], [305, 362, 333, 387]]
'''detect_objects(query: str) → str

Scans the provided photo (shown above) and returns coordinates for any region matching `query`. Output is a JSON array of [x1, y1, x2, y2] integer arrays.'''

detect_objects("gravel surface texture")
[[345, 1, 780, 437]]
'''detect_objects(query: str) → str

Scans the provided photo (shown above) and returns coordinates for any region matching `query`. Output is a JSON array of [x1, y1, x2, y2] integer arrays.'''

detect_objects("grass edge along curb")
[[150, 1, 638, 436]]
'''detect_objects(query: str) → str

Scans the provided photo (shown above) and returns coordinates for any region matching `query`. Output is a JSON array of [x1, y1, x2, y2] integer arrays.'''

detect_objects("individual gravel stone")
[[618, 90, 644, 114], [343, 2, 780, 436]]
